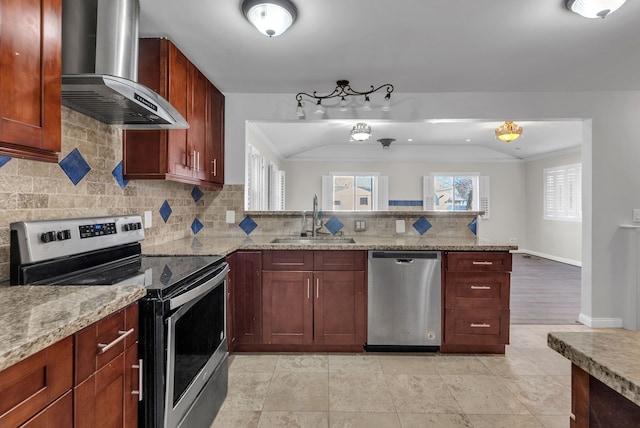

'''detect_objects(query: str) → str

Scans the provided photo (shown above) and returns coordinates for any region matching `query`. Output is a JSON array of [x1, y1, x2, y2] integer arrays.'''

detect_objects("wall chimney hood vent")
[[61, 0, 188, 129]]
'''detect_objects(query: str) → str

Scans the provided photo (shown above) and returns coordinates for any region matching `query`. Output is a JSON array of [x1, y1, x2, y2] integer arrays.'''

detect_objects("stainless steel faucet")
[[312, 194, 319, 236]]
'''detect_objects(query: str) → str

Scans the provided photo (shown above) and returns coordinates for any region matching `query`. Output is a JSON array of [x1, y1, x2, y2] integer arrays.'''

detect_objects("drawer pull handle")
[[472, 261, 494, 265], [307, 278, 310, 299], [470, 285, 491, 290], [132, 359, 143, 401], [98, 328, 135, 354], [470, 323, 491, 328]]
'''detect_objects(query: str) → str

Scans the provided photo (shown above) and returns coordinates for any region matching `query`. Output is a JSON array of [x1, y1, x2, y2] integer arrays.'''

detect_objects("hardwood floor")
[[510, 253, 582, 325]]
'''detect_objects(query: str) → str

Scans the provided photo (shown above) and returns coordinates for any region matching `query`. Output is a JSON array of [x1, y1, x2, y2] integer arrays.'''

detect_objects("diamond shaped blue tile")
[[191, 187, 204, 203], [159, 264, 173, 285], [412, 216, 432, 235], [238, 215, 258, 235], [191, 218, 204, 235], [468, 218, 477, 235], [159, 200, 172, 223], [111, 160, 129, 189], [324, 216, 344, 235], [59, 148, 91, 185], [0, 156, 11, 168]]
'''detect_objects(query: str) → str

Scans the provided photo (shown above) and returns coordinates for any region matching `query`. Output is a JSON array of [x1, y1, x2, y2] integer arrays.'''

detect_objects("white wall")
[[523, 150, 582, 265], [224, 90, 640, 327], [283, 160, 526, 245]]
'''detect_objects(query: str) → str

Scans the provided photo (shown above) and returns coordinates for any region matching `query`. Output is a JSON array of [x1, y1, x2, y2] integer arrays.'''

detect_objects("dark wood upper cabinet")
[[123, 38, 224, 189], [0, 0, 61, 163]]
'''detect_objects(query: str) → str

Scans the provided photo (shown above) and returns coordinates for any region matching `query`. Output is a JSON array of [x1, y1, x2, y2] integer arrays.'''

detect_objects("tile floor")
[[212, 324, 595, 428]]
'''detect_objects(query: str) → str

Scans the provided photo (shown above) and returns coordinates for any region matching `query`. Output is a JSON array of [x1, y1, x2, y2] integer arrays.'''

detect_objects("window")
[[423, 174, 490, 218], [544, 164, 582, 221], [246, 145, 285, 210], [322, 174, 389, 211]]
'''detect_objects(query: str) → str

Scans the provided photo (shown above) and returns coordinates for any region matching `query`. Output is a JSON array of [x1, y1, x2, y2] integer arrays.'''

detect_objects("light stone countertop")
[[142, 234, 517, 256], [548, 330, 640, 406], [0, 285, 146, 372]]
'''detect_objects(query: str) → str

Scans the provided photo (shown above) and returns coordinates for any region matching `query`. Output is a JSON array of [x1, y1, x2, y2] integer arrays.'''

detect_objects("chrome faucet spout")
[[312, 194, 318, 236]]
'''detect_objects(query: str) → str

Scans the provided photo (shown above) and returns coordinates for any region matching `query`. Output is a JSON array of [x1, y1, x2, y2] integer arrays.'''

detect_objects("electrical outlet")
[[144, 211, 152, 228], [633, 209, 640, 223], [354, 220, 366, 231], [396, 220, 406, 233], [226, 210, 236, 224]]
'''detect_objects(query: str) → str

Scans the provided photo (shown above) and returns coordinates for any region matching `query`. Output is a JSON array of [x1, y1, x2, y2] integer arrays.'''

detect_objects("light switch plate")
[[396, 220, 405, 233], [144, 211, 152, 228], [634, 209, 640, 223], [226, 210, 236, 224]]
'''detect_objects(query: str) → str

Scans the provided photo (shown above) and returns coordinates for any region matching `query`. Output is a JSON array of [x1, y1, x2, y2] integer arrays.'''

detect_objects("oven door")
[[164, 263, 229, 428]]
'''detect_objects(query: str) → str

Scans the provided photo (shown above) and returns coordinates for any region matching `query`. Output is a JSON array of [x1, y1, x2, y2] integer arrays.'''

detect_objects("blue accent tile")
[[191, 218, 204, 235], [159, 200, 172, 223], [238, 215, 258, 235], [159, 265, 173, 285], [412, 216, 432, 235], [389, 200, 423, 207], [468, 218, 477, 235], [324, 216, 344, 235], [59, 148, 91, 185], [191, 187, 204, 203], [111, 161, 129, 189], [0, 156, 11, 168]]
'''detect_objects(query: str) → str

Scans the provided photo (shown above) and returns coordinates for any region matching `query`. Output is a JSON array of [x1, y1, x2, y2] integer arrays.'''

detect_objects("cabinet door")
[[314, 271, 366, 346], [0, 0, 61, 162], [166, 43, 190, 179], [189, 67, 208, 180], [206, 83, 224, 185], [124, 345, 140, 428], [21, 390, 73, 428], [229, 251, 262, 346], [262, 271, 313, 345]]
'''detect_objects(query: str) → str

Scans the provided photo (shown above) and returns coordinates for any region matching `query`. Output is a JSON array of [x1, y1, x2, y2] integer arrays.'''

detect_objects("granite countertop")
[[0, 285, 146, 372], [143, 234, 517, 257], [548, 330, 640, 406]]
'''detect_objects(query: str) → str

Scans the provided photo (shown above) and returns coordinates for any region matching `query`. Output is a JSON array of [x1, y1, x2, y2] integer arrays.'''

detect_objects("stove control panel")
[[79, 222, 117, 238]]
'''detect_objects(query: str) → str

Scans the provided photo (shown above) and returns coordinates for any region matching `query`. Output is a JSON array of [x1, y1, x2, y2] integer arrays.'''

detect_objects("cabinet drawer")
[[445, 272, 510, 309], [0, 337, 72, 428], [314, 251, 365, 271], [75, 304, 139, 385], [444, 309, 510, 345], [447, 252, 512, 272], [263, 250, 313, 271]]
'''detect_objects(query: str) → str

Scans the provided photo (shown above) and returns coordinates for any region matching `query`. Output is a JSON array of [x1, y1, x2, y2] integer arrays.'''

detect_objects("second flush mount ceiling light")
[[564, 0, 627, 18], [242, 0, 297, 37]]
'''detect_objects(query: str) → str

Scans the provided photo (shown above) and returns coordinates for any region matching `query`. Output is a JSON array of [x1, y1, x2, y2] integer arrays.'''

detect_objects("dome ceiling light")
[[295, 80, 394, 117], [495, 121, 523, 143], [564, 0, 627, 18], [242, 0, 297, 37]]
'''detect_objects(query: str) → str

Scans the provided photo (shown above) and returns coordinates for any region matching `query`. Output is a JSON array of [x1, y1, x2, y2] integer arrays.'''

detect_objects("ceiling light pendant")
[[295, 80, 394, 116], [378, 138, 395, 150], [295, 100, 305, 117], [242, 0, 297, 37], [564, 0, 627, 18], [314, 100, 325, 115], [495, 121, 523, 143], [351, 123, 372, 141]]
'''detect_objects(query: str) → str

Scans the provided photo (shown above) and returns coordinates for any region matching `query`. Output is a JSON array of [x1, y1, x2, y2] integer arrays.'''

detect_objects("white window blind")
[[544, 164, 582, 220]]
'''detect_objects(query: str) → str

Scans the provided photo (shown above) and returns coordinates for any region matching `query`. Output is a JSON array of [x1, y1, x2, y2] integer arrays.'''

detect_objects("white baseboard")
[[513, 248, 582, 267], [578, 313, 623, 328]]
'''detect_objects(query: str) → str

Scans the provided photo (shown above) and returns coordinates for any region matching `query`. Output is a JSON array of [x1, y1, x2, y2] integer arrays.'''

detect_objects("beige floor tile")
[[329, 373, 395, 412], [263, 373, 329, 412], [534, 414, 571, 428], [377, 355, 437, 375], [257, 411, 329, 427], [224, 372, 273, 411], [397, 413, 473, 428], [477, 349, 547, 376], [210, 409, 261, 428], [518, 348, 572, 375], [230, 354, 280, 373], [275, 354, 329, 373], [441, 375, 530, 415], [432, 355, 492, 375], [509, 326, 549, 349], [330, 411, 401, 428], [385, 374, 462, 414], [329, 354, 383, 373], [466, 414, 544, 428], [499, 375, 571, 415]]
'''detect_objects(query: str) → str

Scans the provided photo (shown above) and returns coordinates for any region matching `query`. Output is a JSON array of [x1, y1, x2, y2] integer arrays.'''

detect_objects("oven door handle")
[[169, 264, 229, 310]]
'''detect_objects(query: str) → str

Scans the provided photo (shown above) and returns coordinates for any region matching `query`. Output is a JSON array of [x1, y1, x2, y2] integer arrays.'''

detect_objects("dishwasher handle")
[[395, 259, 415, 265]]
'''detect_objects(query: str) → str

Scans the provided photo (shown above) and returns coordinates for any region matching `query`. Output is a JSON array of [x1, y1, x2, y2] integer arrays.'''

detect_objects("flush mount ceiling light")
[[295, 80, 394, 117], [378, 138, 395, 150], [242, 0, 297, 37], [350, 123, 372, 141], [495, 121, 523, 143], [564, 0, 627, 18]]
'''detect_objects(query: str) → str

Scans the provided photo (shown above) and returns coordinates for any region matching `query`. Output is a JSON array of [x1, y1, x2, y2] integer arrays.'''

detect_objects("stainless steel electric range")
[[10, 215, 229, 428]]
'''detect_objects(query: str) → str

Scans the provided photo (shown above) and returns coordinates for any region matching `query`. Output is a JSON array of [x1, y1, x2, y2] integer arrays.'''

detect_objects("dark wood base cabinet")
[[441, 251, 512, 354], [229, 250, 366, 353]]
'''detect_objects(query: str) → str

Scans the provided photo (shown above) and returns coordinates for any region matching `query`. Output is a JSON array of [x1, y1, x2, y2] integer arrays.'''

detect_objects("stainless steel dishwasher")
[[366, 251, 441, 351]]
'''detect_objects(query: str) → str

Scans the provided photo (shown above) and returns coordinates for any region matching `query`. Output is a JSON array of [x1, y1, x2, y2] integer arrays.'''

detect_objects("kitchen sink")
[[270, 237, 356, 244]]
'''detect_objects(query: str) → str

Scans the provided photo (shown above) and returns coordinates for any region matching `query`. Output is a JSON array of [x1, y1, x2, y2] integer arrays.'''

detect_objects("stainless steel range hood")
[[61, 0, 188, 129]]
